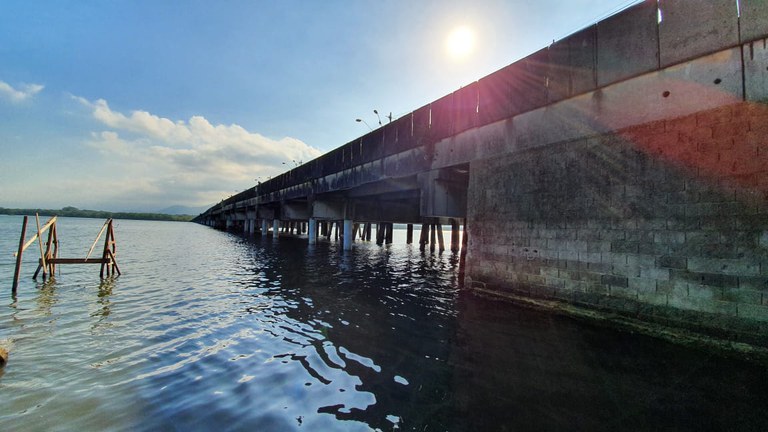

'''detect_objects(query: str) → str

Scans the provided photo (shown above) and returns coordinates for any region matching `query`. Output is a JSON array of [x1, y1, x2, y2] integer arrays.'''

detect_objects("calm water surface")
[[0, 215, 767, 431]]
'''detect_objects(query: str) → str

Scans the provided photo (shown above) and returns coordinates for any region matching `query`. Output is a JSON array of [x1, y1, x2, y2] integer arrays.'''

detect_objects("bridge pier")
[[272, 220, 279, 239], [450, 219, 461, 252], [406, 224, 413, 244], [308, 218, 317, 245], [343, 219, 353, 250]]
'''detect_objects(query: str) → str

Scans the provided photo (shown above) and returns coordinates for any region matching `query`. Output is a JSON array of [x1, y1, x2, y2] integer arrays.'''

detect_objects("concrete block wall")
[[466, 101, 768, 344]]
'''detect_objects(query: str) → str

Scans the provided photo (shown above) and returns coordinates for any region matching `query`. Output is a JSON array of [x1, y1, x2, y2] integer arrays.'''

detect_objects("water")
[[0, 215, 767, 431]]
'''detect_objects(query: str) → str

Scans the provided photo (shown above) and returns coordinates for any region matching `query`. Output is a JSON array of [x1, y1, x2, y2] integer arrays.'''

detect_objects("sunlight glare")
[[446, 26, 475, 60]]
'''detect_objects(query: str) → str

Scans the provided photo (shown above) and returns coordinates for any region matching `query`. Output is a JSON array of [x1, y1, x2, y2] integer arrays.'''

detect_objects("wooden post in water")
[[436, 223, 445, 252], [12, 216, 28, 294], [100, 219, 116, 278], [44, 222, 57, 276], [385, 223, 393, 245], [406, 224, 413, 244], [35, 214, 48, 280]]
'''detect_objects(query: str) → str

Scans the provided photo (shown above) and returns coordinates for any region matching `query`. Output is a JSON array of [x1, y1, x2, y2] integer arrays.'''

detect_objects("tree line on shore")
[[0, 206, 193, 222]]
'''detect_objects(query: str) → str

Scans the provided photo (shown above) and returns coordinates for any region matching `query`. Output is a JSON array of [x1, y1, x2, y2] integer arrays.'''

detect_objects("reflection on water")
[[91, 278, 115, 332], [34, 279, 58, 317], [0, 216, 767, 431]]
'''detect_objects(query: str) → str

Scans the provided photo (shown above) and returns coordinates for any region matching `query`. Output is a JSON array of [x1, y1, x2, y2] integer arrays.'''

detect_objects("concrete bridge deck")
[[195, 0, 768, 347]]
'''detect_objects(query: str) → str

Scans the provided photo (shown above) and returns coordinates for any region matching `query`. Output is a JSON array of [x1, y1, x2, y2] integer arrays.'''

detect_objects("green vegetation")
[[0, 207, 194, 222]]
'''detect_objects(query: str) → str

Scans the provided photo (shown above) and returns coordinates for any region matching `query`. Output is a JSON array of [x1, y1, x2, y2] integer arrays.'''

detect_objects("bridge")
[[195, 0, 768, 346]]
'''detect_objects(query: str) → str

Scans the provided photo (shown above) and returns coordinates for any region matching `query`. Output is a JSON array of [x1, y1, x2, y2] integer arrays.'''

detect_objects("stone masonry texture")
[[466, 102, 768, 345]]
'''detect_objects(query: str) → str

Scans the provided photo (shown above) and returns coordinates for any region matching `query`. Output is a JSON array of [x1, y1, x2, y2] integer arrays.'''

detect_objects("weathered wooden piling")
[[11, 216, 28, 295]]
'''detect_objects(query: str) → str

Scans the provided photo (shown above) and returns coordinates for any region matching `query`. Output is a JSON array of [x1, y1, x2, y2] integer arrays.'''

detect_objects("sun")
[[446, 26, 475, 59]]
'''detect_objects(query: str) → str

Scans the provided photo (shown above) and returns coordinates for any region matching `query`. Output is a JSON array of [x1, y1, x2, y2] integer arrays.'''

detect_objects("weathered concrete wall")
[[465, 101, 768, 343]]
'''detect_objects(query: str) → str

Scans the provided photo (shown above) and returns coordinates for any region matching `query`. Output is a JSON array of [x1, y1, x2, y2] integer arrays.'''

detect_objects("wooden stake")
[[100, 219, 116, 278], [85, 220, 110, 260], [51, 223, 59, 276], [44, 223, 55, 275], [12, 216, 28, 294], [35, 214, 47, 279], [13, 216, 57, 257]]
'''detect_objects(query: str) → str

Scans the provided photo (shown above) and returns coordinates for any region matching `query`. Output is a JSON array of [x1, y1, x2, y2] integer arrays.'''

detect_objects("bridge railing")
[[245, 0, 766, 204]]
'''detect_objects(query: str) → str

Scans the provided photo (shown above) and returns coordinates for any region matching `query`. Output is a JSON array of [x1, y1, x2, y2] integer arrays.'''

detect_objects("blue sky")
[[0, 0, 640, 212]]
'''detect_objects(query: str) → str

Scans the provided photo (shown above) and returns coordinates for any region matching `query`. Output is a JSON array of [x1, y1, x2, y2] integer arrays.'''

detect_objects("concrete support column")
[[226, 219, 233, 229], [406, 224, 414, 244], [450, 219, 460, 252], [376, 223, 384, 245], [343, 219, 353, 250], [243, 219, 248, 233], [308, 218, 317, 245], [249, 219, 256, 235], [261, 219, 268, 235], [273, 220, 280, 239]]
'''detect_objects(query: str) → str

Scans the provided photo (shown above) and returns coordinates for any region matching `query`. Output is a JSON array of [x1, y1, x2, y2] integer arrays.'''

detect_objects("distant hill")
[[157, 205, 210, 216], [0, 207, 194, 222]]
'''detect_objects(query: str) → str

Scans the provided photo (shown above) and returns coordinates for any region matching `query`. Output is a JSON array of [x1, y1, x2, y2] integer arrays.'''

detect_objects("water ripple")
[[2, 217, 768, 431]]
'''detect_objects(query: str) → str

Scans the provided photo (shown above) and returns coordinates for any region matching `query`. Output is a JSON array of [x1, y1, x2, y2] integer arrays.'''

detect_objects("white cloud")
[[74, 96, 322, 210], [0, 80, 44, 102]]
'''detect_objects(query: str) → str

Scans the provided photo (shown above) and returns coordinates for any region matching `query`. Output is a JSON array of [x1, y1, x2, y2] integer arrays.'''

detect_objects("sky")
[[0, 0, 641, 213]]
